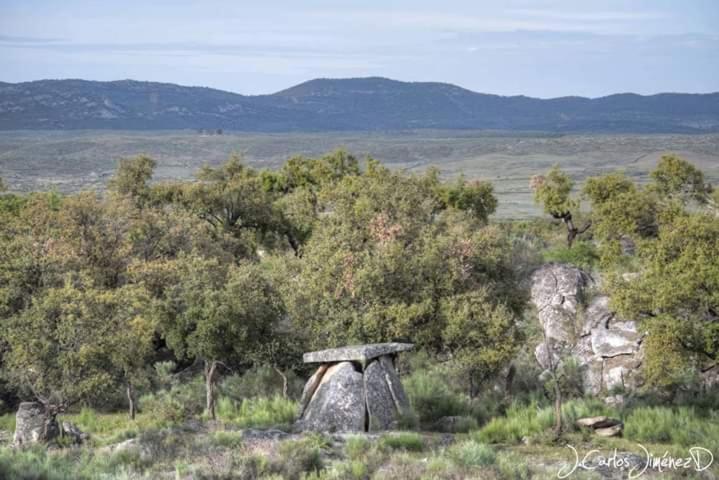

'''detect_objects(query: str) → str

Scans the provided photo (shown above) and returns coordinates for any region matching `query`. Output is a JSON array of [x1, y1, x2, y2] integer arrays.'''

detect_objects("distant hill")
[[1, 77, 718, 132]]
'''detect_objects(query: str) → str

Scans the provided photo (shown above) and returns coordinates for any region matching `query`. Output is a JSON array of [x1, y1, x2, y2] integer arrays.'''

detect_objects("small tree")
[[2, 279, 120, 413], [157, 256, 284, 419], [531, 167, 591, 247], [108, 156, 157, 207]]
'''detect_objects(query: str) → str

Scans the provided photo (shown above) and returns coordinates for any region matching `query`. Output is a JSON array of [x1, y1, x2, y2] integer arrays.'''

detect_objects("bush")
[[220, 365, 304, 401], [0, 413, 15, 433], [344, 436, 371, 460], [216, 395, 297, 429], [624, 406, 719, 452], [403, 369, 470, 427], [0, 447, 78, 480], [139, 376, 205, 424], [497, 451, 531, 480], [271, 437, 324, 480], [211, 430, 244, 448], [380, 432, 424, 452], [448, 440, 496, 468], [543, 241, 598, 270], [476, 398, 614, 444]]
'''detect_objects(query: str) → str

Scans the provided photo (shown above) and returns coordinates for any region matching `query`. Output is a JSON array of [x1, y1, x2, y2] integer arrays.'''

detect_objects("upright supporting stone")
[[298, 361, 366, 432]]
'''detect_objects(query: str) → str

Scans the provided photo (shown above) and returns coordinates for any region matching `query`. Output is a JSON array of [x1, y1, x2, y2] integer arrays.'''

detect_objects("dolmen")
[[296, 342, 414, 432]]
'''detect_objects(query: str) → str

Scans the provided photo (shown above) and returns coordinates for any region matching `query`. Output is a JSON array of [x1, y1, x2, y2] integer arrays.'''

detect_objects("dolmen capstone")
[[296, 343, 413, 432]]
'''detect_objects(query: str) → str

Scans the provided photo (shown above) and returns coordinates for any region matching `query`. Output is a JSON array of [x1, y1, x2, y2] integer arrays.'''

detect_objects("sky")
[[1, 0, 718, 98]]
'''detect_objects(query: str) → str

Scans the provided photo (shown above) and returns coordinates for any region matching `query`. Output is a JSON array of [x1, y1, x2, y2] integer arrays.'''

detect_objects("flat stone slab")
[[303, 343, 414, 364]]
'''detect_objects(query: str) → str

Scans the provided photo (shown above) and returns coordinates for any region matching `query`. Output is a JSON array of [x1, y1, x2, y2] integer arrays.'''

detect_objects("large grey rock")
[[13, 402, 60, 446], [531, 264, 591, 344], [363, 355, 411, 431], [364, 358, 398, 430], [303, 343, 414, 364], [379, 355, 410, 414], [590, 328, 641, 357], [299, 362, 366, 432], [61, 421, 89, 445], [530, 266, 644, 395]]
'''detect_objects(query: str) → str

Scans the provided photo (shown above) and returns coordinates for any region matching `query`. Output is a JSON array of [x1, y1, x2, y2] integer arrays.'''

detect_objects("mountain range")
[[1, 77, 718, 133]]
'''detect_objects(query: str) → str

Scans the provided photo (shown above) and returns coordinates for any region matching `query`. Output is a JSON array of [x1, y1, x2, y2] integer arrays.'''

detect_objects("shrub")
[[543, 241, 598, 270], [497, 451, 531, 480], [0, 447, 78, 480], [448, 440, 496, 468], [403, 369, 470, 426], [216, 395, 297, 429], [271, 437, 324, 480], [139, 376, 205, 424], [0, 413, 15, 433], [624, 406, 719, 452], [475, 398, 616, 444], [344, 436, 371, 460], [211, 430, 244, 448], [380, 432, 424, 452], [220, 365, 304, 401]]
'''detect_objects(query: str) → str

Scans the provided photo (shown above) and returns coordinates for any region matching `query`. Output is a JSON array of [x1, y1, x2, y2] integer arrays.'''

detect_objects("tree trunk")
[[205, 360, 218, 420], [126, 382, 137, 420], [553, 380, 563, 436], [273, 366, 288, 399], [562, 215, 578, 248]]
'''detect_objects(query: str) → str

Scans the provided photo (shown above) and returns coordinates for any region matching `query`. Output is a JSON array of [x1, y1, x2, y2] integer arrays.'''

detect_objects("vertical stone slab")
[[364, 359, 396, 431], [379, 355, 410, 414], [299, 361, 365, 432], [297, 364, 328, 418]]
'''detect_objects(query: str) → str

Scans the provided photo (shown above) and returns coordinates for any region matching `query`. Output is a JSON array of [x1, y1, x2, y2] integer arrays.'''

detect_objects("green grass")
[[216, 395, 297, 429], [475, 398, 617, 444], [380, 432, 424, 452], [0, 413, 15, 433], [624, 406, 719, 452], [211, 430, 244, 448], [543, 241, 599, 270], [403, 369, 471, 427], [448, 440, 496, 467]]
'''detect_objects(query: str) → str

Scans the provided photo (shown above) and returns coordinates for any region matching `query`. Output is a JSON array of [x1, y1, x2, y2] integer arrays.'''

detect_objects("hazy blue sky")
[[1, 0, 717, 97]]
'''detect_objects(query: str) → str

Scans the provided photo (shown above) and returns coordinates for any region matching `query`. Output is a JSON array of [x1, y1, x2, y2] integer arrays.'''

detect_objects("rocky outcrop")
[[297, 343, 413, 432], [13, 402, 60, 446], [531, 264, 644, 394]]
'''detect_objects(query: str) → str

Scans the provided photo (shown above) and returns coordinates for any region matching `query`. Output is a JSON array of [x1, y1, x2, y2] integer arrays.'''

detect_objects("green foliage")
[[475, 398, 615, 444], [285, 163, 523, 379], [380, 432, 424, 452], [650, 154, 711, 204], [0, 413, 15, 433], [497, 451, 531, 480], [139, 376, 205, 424], [531, 166, 576, 217], [108, 155, 157, 207], [344, 436, 371, 460], [403, 369, 470, 427], [435, 173, 498, 223], [542, 241, 598, 270], [609, 212, 719, 386], [448, 440, 496, 467], [624, 407, 719, 453], [220, 366, 303, 401], [272, 437, 324, 480], [215, 395, 297, 428], [211, 430, 244, 448]]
